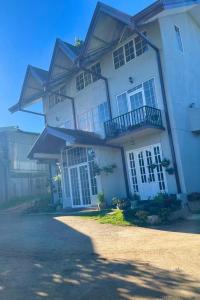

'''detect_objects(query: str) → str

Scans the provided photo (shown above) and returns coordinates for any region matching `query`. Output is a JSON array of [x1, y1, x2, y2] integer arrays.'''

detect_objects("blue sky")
[[0, 0, 154, 133]]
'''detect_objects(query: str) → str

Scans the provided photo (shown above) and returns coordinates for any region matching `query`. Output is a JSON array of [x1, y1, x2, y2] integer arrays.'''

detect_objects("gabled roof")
[[9, 65, 48, 113], [79, 1, 132, 61], [28, 126, 106, 159], [133, 0, 200, 24], [48, 38, 82, 80]]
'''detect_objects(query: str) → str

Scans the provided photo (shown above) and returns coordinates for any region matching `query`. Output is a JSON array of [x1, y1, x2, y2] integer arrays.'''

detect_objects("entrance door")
[[69, 163, 92, 207], [127, 144, 166, 200]]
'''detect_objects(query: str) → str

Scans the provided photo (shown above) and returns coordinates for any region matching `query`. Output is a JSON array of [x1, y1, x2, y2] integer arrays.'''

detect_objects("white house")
[[10, 0, 200, 208]]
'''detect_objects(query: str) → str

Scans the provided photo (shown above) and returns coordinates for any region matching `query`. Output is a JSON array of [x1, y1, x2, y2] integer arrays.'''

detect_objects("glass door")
[[69, 163, 92, 207]]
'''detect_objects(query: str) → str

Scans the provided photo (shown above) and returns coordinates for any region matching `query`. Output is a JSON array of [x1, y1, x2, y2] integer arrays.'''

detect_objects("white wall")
[[159, 10, 200, 193]]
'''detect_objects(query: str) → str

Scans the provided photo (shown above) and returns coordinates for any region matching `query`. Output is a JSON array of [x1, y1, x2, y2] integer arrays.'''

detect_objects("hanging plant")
[[149, 163, 157, 170], [161, 158, 170, 168], [94, 163, 117, 176], [166, 167, 175, 175]]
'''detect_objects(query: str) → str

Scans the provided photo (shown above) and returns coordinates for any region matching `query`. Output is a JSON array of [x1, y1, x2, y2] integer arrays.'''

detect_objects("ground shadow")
[[0, 214, 199, 299]]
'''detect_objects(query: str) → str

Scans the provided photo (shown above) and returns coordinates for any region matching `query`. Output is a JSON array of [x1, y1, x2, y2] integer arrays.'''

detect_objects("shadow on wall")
[[0, 215, 199, 299]]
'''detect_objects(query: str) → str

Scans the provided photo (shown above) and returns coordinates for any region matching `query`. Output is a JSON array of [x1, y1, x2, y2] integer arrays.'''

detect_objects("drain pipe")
[[133, 28, 181, 194]]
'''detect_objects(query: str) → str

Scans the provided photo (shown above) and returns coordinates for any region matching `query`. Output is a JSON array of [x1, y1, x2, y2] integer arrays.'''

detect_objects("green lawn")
[[71, 209, 136, 226]]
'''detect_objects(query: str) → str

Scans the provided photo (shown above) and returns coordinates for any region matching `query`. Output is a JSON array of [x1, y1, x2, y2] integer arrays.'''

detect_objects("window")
[[84, 71, 92, 87], [76, 63, 101, 91], [98, 102, 109, 123], [116, 93, 128, 115], [135, 34, 148, 56], [78, 102, 109, 134], [48, 86, 66, 108], [143, 79, 156, 107], [125, 40, 135, 62], [91, 63, 101, 82], [113, 46, 125, 69], [175, 25, 183, 52], [113, 33, 148, 70], [117, 79, 157, 115], [76, 73, 84, 91], [78, 111, 93, 132]]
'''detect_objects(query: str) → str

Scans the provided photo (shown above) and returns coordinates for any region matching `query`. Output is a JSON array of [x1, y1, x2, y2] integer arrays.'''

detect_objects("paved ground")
[[0, 213, 199, 300]]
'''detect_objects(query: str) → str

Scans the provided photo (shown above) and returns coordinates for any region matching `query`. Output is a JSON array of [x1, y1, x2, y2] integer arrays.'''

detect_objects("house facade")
[[0, 127, 49, 203], [9, 0, 200, 208]]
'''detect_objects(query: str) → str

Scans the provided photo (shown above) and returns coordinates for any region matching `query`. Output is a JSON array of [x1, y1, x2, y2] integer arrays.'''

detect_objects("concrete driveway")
[[0, 213, 199, 300]]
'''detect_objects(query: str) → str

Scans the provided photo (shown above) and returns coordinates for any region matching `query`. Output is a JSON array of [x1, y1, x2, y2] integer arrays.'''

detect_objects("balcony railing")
[[104, 106, 163, 139]]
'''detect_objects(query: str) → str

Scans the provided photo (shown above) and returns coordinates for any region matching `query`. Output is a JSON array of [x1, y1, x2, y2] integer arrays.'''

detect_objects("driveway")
[[0, 213, 199, 300]]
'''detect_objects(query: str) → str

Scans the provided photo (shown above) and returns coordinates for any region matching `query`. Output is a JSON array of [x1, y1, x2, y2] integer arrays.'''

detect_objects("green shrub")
[[188, 193, 200, 202], [112, 197, 131, 210], [158, 208, 171, 224], [135, 210, 148, 225]]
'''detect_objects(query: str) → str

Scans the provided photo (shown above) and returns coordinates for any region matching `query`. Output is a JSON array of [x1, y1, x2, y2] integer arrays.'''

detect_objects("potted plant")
[[97, 192, 106, 210]]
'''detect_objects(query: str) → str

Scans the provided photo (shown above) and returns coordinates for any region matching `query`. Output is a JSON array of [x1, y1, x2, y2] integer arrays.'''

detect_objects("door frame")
[[68, 162, 93, 208], [126, 143, 168, 199]]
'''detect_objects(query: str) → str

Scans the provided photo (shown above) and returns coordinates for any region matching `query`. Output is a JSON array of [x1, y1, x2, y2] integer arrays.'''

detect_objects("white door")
[[69, 163, 92, 207], [127, 144, 166, 200]]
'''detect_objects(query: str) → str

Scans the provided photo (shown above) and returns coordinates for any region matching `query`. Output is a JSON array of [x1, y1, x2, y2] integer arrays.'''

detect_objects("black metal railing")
[[104, 106, 163, 138]]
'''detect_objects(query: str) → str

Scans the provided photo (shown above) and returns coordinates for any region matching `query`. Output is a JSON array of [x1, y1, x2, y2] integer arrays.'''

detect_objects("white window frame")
[[174, 25, 184, 53], [116, 78, 158, 116], [112, 32, 148, 70]]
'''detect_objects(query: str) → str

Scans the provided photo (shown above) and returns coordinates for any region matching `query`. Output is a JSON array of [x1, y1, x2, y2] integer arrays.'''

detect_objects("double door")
[[127, 144, 166, 200], [69, 163, 91, 207]]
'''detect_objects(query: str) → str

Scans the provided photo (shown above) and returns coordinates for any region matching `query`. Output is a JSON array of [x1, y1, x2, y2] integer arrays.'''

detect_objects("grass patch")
[[71, 209, 137, 226]]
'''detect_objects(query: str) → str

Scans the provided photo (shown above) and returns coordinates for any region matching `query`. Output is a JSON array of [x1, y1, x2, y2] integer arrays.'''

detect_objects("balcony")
[[104, 106, 164, 140]]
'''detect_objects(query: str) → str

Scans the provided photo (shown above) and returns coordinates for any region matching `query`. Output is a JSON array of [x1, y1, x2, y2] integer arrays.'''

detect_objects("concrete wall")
[[159, 10, 200, 193]]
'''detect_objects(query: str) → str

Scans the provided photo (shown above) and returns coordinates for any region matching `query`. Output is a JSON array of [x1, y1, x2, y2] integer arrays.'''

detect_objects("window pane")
[[78, 111, 93, 132], [113, 46, 125, 69], [98, 102, 109, 123], [76, 73, 84, 91], [125, 40, 135, 62], [143, 79, 157, 108], [135, 33, 148, 56], [175, 25, 183, 52], [117, 93, 128, 115], [89, 161, 98, 195], [91, 63, 101, 82], [84, 71, 92, 87]]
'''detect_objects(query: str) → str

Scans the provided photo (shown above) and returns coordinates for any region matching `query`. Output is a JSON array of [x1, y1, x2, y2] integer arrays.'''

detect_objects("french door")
[[127, 144, 167, 200], [69, 163, 92, 207]]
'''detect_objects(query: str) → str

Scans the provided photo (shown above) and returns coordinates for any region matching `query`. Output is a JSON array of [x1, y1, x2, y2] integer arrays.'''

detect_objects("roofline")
[[132, 1, 164, 24]]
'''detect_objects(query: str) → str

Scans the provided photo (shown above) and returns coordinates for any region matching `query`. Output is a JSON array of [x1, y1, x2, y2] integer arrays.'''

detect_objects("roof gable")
[[9, 65, 48, 113], [79, 2, 132, 61], [48, 39, 81, 80]]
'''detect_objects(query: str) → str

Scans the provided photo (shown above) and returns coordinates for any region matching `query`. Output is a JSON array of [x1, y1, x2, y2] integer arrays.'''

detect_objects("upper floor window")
[[76, 62, 101, 91], [113, 33, 148, 70], [116, 78, 157, 115], [48, 86, 66, 108], [78, 101, 109, 134], [174, 25, 183, 52]]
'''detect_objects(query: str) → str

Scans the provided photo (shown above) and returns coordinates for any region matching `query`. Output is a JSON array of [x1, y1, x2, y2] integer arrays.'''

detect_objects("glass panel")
[[113, 46, 125, 69], [146, 150, 155, 182], [79, 165, 91, 205], [138, 151, 147, 183], [70, 167, 81, 206], [125, 40, 135, 62], [143, 79, 156, 108], [135, 33, 148, 56], [130, 91, 144, 110], [117, 93, 128, 115], [175, 25, 183, 52], [76, 73, 84, 91], [89, 161, 98, 195], [129, 152, 139, 193], [154, 146, 166, 191], [67, 147, 87, 167], [84, 71, 92, 87], [91, 63, 101, 82]]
